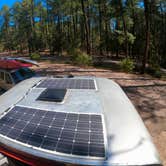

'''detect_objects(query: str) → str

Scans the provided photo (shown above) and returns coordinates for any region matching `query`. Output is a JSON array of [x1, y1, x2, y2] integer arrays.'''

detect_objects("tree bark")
[[98, 0, 103, 55], [131, 0, 136, 58], [142, 0, 150, 73], [119, 0, 128, 57], [81, 0, 91, 55]]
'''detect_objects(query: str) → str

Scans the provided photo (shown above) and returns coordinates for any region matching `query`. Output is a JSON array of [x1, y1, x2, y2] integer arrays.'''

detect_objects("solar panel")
[[37, 89, 67, 102], [37, 79, 96, 90], [0, 106, 105, 158]]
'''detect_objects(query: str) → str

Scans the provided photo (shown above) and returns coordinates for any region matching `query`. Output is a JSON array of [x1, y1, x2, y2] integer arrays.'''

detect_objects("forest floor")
[[31, 59, 166, 165]]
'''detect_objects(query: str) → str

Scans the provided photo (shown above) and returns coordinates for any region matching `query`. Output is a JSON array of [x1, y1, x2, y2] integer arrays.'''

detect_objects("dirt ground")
[[32, 60, 166, 165]]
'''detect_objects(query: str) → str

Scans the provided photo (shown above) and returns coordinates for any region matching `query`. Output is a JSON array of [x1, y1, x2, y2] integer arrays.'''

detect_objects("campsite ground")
[[32, 59, 166, 165]]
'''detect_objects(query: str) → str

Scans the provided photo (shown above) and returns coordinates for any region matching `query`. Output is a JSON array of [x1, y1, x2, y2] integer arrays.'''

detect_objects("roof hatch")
[[37, 89, 67, 102]]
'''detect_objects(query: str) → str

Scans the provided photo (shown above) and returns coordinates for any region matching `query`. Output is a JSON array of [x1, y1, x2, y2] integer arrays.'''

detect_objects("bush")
[[68, 48, 92, 66], [30, 52, 41, 60], [120, 58, 134, 72], [73, 51, 92, 66]]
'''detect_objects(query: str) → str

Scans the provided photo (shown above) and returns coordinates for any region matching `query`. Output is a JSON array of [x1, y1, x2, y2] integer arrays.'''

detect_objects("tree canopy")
[[0, 0, 166, 72]]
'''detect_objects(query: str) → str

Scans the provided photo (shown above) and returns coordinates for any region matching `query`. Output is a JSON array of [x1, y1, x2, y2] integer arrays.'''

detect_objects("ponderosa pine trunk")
[[142, 0, 150, 73], [81, 0, 91, 55], [119, 0, 129, 57]]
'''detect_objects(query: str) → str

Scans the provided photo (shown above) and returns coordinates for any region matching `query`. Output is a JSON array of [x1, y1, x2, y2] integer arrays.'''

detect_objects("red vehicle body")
[[0, 57, 38, 70]]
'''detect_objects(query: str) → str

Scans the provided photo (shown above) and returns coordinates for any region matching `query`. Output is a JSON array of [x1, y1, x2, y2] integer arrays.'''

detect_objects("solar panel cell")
[[40, 117, 53, 126], [5, 111, 15, 117], [89, 151, 105, 157], [64, 120, 77, 127], [28, 134, 44, 147], [47, 128, 61, 138], [72, 142, 89, 156], [64, 123, 76, 130], [90, 133, 104, 143], [72, 150, 89, 156], [35, 125, 48, 136], [52, 119, 65, 128], [23, 123, 36, 133], [75, 132, 89, 142], [41, 138, 57, 150], [17, 132, 31, 143], [89, 144, 105, 157], [56, 140, 73, 153], [20, 114, 33, 121], [66, 114, 78, 121], [11, 113, 23, 120], [14, 111, 23, 116], [7, 129, 21, 139], [14, 121, 28, 130], [25, 108, 36, 115], [12, 106, 22, 112], [30, 116, 42, 124], [55, 112, 67, 119], [79, 114, 90, 121], [0, 125, 11, 135], [45, 111, 56, 118], [77, 122, 90, 129], [3, 118, 17, 126], [35, 110, 46, 117], [90, 115, 102, 123], [60, 130, 75, 139], [90, 122, 103, 130]]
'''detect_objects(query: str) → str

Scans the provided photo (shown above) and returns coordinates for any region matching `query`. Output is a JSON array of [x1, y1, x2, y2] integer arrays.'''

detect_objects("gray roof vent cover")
[[37, 89, 67, 102]]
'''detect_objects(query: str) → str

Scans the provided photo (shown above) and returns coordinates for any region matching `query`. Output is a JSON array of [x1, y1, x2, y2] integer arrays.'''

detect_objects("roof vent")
[[37, 89, 67, 102]]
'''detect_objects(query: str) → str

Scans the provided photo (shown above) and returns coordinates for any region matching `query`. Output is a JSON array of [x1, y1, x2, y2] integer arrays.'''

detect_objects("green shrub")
[[120, 58, 134, 72], [30, 52, 41, 60], [67, 48, 92, 66], [73, 51, 92, 66]]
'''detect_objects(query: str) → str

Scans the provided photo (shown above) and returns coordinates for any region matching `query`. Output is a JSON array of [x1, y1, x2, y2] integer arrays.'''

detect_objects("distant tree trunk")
[[45, 0, 52, 55], [80, 17, 85, 48], [98, 0, 103, 55], [159, 1, 166, 60], [116, 20, 120, 58], [103, 1, 109, 55], [57, 14, 62, 55], [142, 0, 150, 73], [30, 0, 35, 52], [28, 36, 32, 55], [119, 0, 128, 57], [131, 0, 136, 58], [80, 0, 91, 55]]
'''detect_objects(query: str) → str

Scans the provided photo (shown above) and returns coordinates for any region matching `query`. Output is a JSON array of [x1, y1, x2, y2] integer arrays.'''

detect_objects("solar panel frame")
[[37, 78, 97, 90], [0, 106, 106, 160]]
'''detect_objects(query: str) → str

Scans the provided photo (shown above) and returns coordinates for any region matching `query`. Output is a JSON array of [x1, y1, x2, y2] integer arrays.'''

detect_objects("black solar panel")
[[37, 89, 67, 102], [37, 79, 96, 90], [0, 106, 105, 158]]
